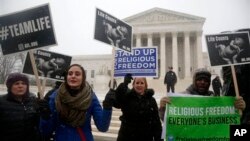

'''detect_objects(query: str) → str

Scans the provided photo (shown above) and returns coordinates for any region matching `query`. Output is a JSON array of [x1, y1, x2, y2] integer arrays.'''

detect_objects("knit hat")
[[6, 73, 29, 92], [193, 68, 211, 84], [193, 68, 211, 82]]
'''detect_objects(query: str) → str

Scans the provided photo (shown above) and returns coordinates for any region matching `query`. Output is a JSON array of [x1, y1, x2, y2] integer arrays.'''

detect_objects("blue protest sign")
[[114, 47, 158, 77]]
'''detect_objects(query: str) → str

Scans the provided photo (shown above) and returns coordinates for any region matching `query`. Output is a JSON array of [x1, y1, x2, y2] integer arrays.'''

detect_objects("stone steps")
[[92, 108, 121, 141], [93, 132, 117, 141], [92, 126, 120, 134]]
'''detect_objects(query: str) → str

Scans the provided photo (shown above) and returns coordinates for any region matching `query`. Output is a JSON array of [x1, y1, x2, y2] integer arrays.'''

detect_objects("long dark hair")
[[64, 64, 86, 91]]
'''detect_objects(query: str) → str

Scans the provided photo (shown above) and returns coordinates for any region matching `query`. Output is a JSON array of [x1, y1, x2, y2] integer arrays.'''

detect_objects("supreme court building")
[[72, 8, 215, 93], [124, 7, 205, 79]]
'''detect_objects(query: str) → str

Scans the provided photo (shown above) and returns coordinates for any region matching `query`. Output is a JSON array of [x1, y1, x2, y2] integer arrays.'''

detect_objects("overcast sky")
[[1, 0, 250, 56]]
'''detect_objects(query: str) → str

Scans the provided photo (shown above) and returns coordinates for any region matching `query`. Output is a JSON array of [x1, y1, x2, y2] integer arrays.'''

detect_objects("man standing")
[[164, 66, 177, 93], [212, 75, 222, 96]]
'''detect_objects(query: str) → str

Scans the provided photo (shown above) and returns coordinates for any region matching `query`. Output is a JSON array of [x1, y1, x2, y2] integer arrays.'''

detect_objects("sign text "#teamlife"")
[[7, 16, 51, 38]]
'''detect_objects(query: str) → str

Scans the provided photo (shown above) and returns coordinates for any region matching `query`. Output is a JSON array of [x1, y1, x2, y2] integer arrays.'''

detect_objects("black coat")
[[115, 83, 163, 141], [222, 64, 250, 124], [0, 93, 41, 141], [164, 71, 177, 85]]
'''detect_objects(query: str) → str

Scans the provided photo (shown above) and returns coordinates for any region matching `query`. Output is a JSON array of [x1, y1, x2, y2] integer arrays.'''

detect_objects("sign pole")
[[230, 65, 242, 116], [41, 78, 47, 98], [29, 50, 43, 99], [110, 47, 115, 89]]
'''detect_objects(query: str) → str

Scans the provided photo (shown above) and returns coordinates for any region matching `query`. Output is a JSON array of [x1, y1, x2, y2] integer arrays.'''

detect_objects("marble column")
[[172, 32, 178, 78], [136, 34, 141, 47], [160, 33, 166, 79], [196, 31, 203, 68], [184, 32, 191, 78], [147, 33, 153, 46]]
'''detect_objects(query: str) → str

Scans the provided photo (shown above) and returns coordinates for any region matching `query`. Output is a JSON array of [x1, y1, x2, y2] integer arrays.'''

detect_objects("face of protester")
[[67, 66, 83, 89], [195, 78, 210, 94], [133, 77, 147, 95], [11, 81, 28, 96]]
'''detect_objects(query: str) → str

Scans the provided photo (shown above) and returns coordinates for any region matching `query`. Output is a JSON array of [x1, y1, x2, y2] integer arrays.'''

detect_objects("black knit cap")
[[6, 73, 29, 91], [193, 68, 211, 82]]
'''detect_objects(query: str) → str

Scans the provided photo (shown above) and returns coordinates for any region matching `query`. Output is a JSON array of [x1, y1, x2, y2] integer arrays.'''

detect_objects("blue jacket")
[[40, 91, 112, 141]]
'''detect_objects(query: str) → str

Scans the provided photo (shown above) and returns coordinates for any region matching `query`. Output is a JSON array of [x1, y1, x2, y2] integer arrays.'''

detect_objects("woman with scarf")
[[39, 64, 114, 141]]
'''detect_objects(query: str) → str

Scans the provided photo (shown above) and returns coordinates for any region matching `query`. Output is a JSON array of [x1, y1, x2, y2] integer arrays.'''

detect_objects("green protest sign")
[[165, 96, 240, 141]]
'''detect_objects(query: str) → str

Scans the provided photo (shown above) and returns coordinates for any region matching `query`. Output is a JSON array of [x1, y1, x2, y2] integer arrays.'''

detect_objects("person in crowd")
[[111, 73, 163, 141], [108, 78, 117, 90], [222, 64, 250, 124], [159, 68, 246, 121], [212, 75, 222, 96], [164, 66, 177, 93], [0, 73, 41, 141], [39, 64, 114, 141]]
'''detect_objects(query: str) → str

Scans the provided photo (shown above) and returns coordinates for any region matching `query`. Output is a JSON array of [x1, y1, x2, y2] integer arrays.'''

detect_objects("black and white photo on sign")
[[0, 4, 57, 56], [22, 49, 72, 80], [35, 56, 65, 77], [103, 20, 128, 47], [205, 31, 250, 66], [94, 8, 132, 52]]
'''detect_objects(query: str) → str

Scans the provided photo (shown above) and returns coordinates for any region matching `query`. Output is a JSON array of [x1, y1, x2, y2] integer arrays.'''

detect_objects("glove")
[[234, 96, 246, 111], [159, 96, 171, 121], [124, 73, 133, 85], [160, 97, 171, 109], [103, 89, 116, 109], [36, 99, 51, 120]]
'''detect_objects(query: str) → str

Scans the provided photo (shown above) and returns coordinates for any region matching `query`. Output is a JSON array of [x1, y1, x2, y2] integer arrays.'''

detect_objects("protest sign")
[[94, 8, 132, 52], [165, 96, 240, 140], [22, 49, 71, 81], [114, 47, 158, 77], [205, 32, 250, 66], [0, 4, 57, 55]]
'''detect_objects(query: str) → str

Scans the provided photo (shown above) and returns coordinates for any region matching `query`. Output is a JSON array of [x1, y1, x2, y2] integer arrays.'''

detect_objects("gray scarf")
[[55, 82, 92, 127]]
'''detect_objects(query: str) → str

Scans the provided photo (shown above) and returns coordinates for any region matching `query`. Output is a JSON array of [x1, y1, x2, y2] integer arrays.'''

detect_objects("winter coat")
[[212, 77, 222, 96], [222, 64, 250, 124], [0, 93, 41, 141], [39, 91, 112, 141], [164, 71, 177, 85], [184, 84, 214, 96], [115, 83, 163, 141]]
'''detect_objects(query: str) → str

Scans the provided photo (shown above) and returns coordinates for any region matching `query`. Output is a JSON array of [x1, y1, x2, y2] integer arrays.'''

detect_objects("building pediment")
[[123, 7, 205, 25]]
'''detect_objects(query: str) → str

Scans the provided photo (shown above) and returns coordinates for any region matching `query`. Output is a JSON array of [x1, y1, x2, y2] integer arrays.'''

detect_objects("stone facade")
[[124, 7, 206, 79], [71, 8, 216, 93]]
